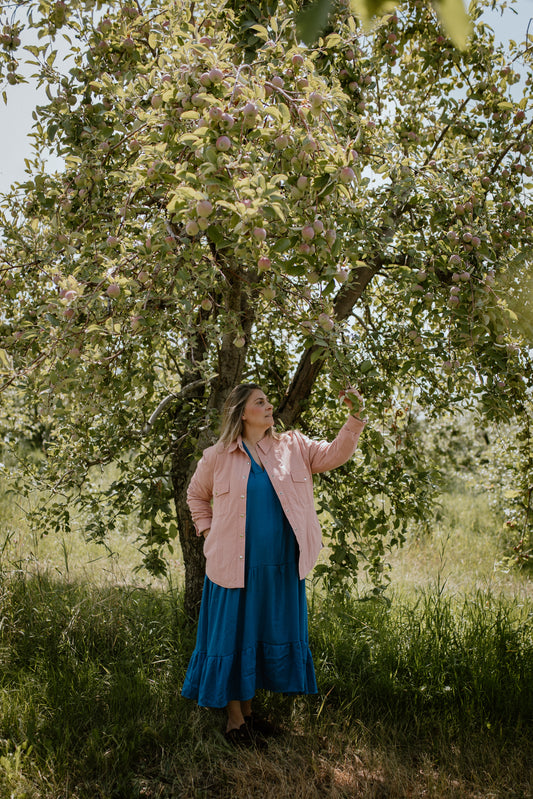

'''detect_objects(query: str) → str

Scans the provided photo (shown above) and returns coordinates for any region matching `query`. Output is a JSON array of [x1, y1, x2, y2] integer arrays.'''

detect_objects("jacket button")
[[240, 495, 245, 499], [239, 555, 243, 559]]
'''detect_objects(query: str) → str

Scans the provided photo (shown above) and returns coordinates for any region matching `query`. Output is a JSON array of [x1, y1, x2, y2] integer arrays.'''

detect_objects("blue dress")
[[181, 445, 318, 708]]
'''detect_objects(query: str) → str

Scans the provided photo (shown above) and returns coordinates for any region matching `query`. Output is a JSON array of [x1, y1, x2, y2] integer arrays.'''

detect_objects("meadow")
[[0, 479, 532, 799]]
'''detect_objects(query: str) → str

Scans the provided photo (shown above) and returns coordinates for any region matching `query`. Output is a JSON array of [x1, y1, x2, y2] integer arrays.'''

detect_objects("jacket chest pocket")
[[291, 471, 310, 485], [213, 481, 230, 500]]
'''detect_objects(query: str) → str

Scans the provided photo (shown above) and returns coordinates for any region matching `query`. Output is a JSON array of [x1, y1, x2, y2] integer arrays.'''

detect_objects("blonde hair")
[[218, 384, 277, 447]]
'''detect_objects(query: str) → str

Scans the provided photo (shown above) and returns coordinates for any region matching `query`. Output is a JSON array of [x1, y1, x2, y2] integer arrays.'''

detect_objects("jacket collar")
[[227, 433, 274, 454]]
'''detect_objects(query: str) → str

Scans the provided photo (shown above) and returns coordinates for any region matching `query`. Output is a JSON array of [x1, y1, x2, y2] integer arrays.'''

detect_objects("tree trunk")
[[171, 262, 255, 618], [171, 439, 206, 620]]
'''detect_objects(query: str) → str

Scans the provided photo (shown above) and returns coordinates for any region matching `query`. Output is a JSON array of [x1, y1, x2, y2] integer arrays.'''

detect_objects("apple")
[[318, 313, 334, 331], [271, 76, 284, 89], [233, 335, 246, 348], [448, 254, 462, 266], [216, 135, 232, 151], [201, 298, 213, 311], [325, 229, 337, 247], [274, 134, 289, 150], [447, 295, 460, 308], [186, 220, 200, 236], [242, 102, 258, 122], [107, 283, 121, 298], [296, 175, 309, 191], [252, 227, 267, 241], [196, 199, 213, 218], [209, 67, 224, 84], [69, 347, 81, 359], [292, 53, 304, 68], [258, 256, 271, 271], [63, 290, 77, 303], [339, 167, 355, 184], [313, 219, 324, 234], [151, 94, 163, 109], [301, 225, 315, 242], [63, 308, 75, 319], [137, 270, 150, 283], [106, 235, 119, 247], [262, 286, 276, 300], [209, 106, 223, 122], [309, 92, 324, 109], [130, 315, 144, 330], [197, 217, 209, 231], [335, 267, 349, 283]]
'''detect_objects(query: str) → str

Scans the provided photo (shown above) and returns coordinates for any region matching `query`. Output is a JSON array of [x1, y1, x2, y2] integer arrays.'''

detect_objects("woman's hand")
[[201, 528, 211, 539], [339, 387, 365, 418]]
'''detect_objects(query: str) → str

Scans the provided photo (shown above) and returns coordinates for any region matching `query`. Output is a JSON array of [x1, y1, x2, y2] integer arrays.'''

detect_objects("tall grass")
[[1, 482, 532, 797]]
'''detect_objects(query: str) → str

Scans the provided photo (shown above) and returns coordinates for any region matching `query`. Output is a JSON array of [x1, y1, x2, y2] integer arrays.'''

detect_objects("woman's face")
[[242, 389, 274, 434]]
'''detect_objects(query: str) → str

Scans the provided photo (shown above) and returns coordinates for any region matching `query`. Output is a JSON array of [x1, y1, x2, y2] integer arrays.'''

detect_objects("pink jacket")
[[187, 415, 366, 588]]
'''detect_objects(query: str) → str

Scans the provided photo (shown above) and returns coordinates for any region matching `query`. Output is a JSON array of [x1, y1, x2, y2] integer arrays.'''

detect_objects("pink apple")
[[196, 199, 213, 217], [301, 225, 315, 242], [106, 283, 121, 298], [208, 67, 224, 84], [325, 229, 337, 247], [257, 256, 271, 271], [313, 219, 324, 234], [216, 135, 232, 151], [185, 220, 200, 236], [137, 270, 150, 283], [201, 298, 213, 311], [318, 313, 334, 331], [252, 227, 267, 241], [339, 167, 355, 184]]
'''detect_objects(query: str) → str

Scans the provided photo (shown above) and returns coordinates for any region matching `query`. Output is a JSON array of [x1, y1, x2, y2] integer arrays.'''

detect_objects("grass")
[[1, 482, 532, 798]]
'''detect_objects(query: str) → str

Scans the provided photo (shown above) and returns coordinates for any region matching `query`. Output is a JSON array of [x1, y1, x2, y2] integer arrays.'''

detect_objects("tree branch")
[[276, 260, 380, 428]]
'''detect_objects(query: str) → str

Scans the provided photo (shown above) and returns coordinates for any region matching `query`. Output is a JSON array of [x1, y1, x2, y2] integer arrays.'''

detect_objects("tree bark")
[[171, 265, 256, 618]]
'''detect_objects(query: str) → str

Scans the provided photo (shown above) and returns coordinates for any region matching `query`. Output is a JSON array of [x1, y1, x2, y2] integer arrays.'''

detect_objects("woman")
[[182, 383, 366, 747]]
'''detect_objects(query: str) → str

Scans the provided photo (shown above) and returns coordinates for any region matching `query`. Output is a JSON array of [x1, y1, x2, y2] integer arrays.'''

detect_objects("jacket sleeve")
[[186, 448, 216, 535], [299, 415, 366, 474]]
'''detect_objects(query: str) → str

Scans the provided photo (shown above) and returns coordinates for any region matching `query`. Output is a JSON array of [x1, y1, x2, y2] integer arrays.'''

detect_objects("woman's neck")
[[242, 428, 267, 446]]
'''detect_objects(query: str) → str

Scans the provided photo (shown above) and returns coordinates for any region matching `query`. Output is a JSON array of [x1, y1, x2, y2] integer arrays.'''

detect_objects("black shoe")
[[224, 722, 267, 749], [244, 714, 281, 738]]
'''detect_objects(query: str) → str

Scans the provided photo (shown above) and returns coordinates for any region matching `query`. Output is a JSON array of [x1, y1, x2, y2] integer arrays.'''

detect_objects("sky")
[[0, 1, 533, 195]]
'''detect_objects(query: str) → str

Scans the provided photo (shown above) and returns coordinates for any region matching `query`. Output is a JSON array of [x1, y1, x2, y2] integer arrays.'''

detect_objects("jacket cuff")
[[194, 517, 212, 536], [344, 414, 367, 433]]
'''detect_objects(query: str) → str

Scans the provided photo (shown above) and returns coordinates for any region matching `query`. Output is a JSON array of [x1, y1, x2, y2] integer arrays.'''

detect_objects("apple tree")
[[0, 0, 532, 615]]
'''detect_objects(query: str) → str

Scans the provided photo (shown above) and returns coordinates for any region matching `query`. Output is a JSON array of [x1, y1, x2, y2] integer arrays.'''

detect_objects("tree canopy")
[[1, 0, 531, 613]]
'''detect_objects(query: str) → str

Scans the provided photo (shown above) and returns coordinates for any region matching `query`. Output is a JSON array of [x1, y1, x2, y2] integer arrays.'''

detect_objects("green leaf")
[[310, 347, 327, 364], [272, 237, 292, 253], [434, 0, 472, 50], [296, 0, 332, 45]]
